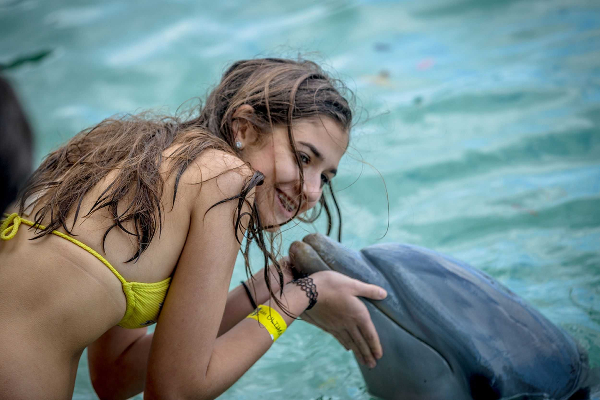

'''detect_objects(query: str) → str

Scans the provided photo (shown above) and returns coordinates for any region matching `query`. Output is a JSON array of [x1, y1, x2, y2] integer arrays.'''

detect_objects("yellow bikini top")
[[1, 213, 171, 329]]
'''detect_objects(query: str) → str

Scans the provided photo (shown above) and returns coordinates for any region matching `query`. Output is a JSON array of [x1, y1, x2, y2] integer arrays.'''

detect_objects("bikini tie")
[[1, 213, 22, 240]]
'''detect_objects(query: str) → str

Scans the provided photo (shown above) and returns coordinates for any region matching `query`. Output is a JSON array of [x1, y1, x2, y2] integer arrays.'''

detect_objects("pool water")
[[1, 0, 599, 398]]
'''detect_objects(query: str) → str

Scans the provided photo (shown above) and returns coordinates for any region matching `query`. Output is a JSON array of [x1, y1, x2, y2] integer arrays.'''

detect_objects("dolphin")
[[289, 233, 596, 400]]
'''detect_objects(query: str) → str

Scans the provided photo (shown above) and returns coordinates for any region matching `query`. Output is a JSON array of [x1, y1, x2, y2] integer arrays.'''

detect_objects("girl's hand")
[[303, 271, 387, 368]]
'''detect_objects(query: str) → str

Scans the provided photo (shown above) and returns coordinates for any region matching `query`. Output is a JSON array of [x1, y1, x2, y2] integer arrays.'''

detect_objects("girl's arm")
[[88, 327, 151, 400], [218, 262, 294, 336], [87, 270, 288, 400], [87, 279, 309, 400], [88, 270, 385, 400], [143, 159, 302, 399]]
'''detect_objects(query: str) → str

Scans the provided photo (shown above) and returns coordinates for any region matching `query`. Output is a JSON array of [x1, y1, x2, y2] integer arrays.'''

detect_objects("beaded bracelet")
[[291, 276, 318, 310]]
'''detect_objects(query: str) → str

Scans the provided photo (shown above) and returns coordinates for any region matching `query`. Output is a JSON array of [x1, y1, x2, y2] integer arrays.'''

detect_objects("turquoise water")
[[2, 0, 600, 398]]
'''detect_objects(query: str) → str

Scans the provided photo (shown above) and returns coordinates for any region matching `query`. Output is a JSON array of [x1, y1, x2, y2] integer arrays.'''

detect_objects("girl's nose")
[[302, 172, 323, 210]]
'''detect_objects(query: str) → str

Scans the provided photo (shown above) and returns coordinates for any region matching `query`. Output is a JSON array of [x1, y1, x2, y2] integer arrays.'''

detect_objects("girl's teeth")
[[278, 192, 296, 213]]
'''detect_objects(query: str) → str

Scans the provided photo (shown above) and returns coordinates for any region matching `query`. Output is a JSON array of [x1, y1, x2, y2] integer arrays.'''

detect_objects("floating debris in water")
[[417, 58, 435, 71], [511, 203, 538, 216], [362, 69, 394, 88], [373, 42, 391, 52], [317, 377, 337, 390]]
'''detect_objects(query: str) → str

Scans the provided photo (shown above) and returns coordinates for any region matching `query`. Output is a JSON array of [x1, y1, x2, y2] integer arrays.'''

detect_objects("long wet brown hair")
[[18, 58, 353, 309]]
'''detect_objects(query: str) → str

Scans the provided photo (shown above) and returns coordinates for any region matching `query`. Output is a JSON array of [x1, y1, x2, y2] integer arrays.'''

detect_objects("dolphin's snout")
[[289, 239, 331, 275], [294, 233, 364, 277], [301, 233, 344, 265], [301, 232, 328, 248]]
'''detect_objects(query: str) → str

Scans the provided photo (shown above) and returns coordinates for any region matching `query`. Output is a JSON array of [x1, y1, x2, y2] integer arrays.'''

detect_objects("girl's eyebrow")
[[298, 141, 337, 177], [298, 141, 323, 160]]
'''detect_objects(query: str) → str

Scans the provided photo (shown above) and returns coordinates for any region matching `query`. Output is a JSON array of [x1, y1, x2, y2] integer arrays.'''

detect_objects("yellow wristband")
[[246, 305, 288, 341]]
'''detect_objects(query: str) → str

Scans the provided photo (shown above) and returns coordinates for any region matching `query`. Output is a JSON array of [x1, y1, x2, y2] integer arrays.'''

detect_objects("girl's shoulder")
[[163, 147, 255, 210], [192, 148, 252, 181]]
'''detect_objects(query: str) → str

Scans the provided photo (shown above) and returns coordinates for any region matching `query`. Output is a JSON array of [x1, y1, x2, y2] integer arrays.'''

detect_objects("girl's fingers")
[[354, 281, 387, 300], [358, 321, 383, 360], [350, 326, 377, 368], [350, 295, 383, 360], [341, 329, 365, 366]]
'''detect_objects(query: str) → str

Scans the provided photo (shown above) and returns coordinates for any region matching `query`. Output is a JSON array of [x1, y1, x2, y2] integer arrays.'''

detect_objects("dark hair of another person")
[[0, 76, 33, 214], [17, 58, 353, 313]]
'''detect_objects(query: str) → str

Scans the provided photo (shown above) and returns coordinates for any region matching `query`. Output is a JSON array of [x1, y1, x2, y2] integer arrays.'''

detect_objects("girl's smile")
[[275, 188, 299, 217]]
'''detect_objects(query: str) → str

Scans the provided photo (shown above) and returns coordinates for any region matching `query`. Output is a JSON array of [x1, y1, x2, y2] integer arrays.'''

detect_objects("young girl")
[[0, 58, 387, 400]]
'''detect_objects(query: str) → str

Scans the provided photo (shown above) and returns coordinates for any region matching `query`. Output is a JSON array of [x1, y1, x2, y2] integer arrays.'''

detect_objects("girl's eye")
[[299, 153, 310, 164]]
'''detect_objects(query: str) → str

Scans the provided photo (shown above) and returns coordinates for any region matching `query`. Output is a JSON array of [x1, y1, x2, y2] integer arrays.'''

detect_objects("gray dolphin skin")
[[289, 233, 595, 400]]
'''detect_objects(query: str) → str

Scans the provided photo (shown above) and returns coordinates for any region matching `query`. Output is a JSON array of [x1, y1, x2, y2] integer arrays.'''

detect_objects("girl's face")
[[242, 117, 348, 230]]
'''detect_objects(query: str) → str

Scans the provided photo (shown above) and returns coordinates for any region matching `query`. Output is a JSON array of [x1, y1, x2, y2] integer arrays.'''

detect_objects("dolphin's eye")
[[569, 388, 591, 400], [469, 373, 501, 400]]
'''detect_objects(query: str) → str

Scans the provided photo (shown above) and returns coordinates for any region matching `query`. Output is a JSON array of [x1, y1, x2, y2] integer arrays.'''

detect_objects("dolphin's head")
[[290, 233, 471, 400], [290, 233, 590, 400]]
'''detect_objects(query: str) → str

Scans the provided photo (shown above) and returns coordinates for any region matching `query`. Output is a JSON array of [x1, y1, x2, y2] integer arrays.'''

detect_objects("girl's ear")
[[232, 105, 259, 147]]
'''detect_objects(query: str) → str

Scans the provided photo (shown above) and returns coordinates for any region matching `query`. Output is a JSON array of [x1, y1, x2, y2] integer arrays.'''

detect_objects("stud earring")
[[235, 141, 243, 150]]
